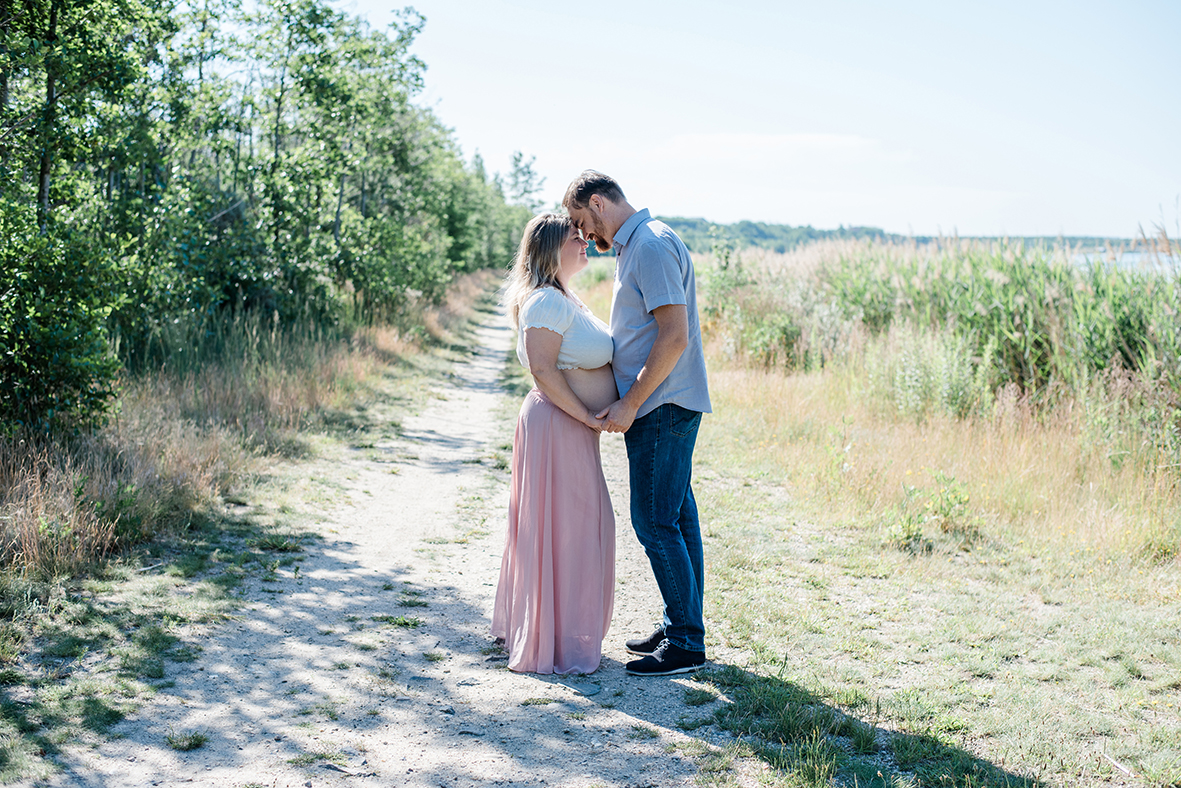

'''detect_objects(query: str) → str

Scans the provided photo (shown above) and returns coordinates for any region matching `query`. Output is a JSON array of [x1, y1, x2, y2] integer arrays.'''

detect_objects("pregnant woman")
[[492, 212, 617, 674]]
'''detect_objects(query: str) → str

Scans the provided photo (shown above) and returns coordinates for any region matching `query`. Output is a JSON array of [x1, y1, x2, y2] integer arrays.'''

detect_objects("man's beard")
[[588, 218, 613, 253]]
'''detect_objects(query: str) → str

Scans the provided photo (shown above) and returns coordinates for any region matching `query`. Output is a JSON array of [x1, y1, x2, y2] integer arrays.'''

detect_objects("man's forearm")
[[598, 303, 689, 433], [623, 328, 686, 411]]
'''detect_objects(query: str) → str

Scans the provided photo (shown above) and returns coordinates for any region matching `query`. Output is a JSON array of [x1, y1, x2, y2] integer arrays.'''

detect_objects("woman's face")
[[557, 228, 589, 281]]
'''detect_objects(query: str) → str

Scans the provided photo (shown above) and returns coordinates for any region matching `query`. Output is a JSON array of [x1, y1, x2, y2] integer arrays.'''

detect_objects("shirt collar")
[[612, 208, 650, 251]]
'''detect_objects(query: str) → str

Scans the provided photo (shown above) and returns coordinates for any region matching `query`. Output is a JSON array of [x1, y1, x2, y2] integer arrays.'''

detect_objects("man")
[[563, 170, 712, 676]]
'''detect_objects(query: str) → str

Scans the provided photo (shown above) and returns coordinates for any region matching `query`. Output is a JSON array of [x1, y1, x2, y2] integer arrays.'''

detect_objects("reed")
[[693, 235, 1181, 563]]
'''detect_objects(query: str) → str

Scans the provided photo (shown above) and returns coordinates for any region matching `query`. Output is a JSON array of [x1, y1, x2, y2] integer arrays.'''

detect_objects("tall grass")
[[695, 234, 1181, 563], [0, 271, 496, 590], [818, 238, 1181, 395]]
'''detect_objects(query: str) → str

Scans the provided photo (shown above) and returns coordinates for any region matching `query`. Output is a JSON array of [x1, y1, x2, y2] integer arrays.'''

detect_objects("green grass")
[[370, 614, 421, 628], [675, 715, 711, 732], [398, 593, 429, 608], [520, 697, 556, 707], [0, 524, 280, 780], [689, 456, 1180, 785], [166, 729, 208, 751], [287, 748, 347, 767], [696, 665, 1034, 787], [250, 534, 304, 552], [683, 687, 718, 707], [297, 699, 340, 721]]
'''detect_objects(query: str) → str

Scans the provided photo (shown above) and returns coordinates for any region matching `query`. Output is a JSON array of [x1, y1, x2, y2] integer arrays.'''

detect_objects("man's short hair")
[[562, 170, 626, 211]]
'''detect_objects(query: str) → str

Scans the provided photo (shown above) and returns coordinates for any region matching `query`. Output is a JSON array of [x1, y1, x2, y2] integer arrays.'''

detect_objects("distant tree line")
[[659, 216, 1135, 256], [0, 0, 533, 431], [657, 217, 897, 255]]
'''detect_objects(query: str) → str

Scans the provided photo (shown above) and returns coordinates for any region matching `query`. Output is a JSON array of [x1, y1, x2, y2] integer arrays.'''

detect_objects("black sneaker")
[[625, 639, 706, 676], [625, 626, 666, 656]]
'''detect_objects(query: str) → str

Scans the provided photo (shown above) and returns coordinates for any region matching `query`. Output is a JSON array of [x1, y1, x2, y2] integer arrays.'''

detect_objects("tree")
[[0, 201, 123, 429], [0, 0, 171, 428], [0, 0, 534, 427], [504, 150, 545, 213]]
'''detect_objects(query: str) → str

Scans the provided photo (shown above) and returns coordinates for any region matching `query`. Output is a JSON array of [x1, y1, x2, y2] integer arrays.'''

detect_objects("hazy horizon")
[[347, 0, 1179, 239]]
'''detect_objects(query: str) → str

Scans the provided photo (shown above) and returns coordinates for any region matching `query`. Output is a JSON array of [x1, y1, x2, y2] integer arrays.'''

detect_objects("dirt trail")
[[38, 312, 739, 787]]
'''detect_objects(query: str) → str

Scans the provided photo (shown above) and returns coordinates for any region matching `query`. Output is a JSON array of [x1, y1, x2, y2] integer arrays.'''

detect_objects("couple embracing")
[[492, 170, 711, 677]]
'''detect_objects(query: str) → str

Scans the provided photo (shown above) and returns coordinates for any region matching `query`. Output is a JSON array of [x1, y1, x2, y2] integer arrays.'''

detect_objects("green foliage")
[[820, 243, 1181, 396], [883, 472, 982, 553], [868, 327, 995, 421], [166, 730, 208, 751], [0, 206, 123, 430], [707, 240, 1181, 415], [701, 260, 853, 373], [503, 151, 546, 213], [370, 614, 420, 628], [0, 0, 530, 429]]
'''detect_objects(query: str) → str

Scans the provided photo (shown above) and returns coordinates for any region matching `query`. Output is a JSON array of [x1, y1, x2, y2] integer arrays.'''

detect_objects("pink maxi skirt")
[[491, 389, 615, 674]]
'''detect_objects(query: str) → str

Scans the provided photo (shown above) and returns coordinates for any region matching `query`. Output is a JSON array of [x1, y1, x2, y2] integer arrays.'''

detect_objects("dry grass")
[[703, 358, 1181, 569], [0, 419, 240, 581]]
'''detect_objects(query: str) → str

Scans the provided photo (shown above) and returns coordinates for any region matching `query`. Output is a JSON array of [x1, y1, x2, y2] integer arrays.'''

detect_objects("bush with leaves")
[[0, 204, 123, 430]]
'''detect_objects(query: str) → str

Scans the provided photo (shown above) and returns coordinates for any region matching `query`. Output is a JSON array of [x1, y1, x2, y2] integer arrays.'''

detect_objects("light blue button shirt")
[[610, 209, 712, 418]]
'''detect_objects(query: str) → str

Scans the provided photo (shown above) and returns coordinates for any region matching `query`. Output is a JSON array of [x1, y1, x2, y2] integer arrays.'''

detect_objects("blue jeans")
[[624, 403, 704, 653]]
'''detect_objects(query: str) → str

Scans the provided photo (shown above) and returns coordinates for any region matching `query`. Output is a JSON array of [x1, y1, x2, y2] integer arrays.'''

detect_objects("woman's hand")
[[596, 397, 639, 434], [524, 326, 604, 430], [582, 410, 606, 433]]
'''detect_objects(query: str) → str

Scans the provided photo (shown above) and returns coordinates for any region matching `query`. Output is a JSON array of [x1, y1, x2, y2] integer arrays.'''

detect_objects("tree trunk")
[[197, 0, 208, 85], [246, 100, 254, 203], [0, 0, 10, 115], [0, 0, 10, 187], [271, 58, 287, 249], [37, 0, 60, 226], [334, 172, 345, 245], [233, 86, 245, 192]]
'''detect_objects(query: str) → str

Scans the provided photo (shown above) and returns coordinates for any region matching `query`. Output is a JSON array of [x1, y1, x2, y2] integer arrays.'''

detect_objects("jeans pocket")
[[669, 405, 701, 438]]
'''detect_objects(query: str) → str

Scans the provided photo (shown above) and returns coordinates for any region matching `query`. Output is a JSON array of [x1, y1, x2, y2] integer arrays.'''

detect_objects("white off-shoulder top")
[[517, 286, 613, 371]]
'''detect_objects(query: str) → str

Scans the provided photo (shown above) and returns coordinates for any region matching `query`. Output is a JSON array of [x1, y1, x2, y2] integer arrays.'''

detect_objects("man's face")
[[568, 201, 613, 254]]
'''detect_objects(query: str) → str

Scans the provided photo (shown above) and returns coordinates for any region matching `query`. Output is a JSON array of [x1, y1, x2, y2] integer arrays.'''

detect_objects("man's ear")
[[589, 193, 604, 215]]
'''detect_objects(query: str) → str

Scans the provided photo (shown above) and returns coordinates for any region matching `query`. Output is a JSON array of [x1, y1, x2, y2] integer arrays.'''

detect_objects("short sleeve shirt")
[[610, 209, 711, 418], [517, 286, 613, 371]]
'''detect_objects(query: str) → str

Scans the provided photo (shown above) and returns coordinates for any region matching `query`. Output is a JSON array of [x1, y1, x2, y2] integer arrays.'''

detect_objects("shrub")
[[0, 204, 122, 431]]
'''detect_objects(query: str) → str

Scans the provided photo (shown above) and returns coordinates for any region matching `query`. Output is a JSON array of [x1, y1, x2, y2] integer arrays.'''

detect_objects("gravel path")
[[37, 313, 741, 788]]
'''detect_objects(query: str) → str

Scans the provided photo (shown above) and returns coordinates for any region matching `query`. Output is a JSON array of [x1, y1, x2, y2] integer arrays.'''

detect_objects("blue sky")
[[347, 0, 1179, 238]]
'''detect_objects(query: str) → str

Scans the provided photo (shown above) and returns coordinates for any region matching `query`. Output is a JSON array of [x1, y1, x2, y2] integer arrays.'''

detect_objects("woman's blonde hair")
[[503, 212, 572, 327]]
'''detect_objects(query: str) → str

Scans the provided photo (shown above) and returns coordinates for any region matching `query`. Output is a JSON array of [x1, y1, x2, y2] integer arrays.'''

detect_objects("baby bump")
[[563, 365, 618, 414]]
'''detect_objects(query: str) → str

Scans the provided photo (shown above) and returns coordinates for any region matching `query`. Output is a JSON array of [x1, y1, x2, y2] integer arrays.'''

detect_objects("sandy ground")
[[35, 314, 742, 787]]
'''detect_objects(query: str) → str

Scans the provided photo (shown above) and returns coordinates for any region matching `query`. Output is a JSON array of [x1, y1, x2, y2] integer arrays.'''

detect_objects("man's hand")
[[582, 411, 607, 433], [596, 398, 639, 434]]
